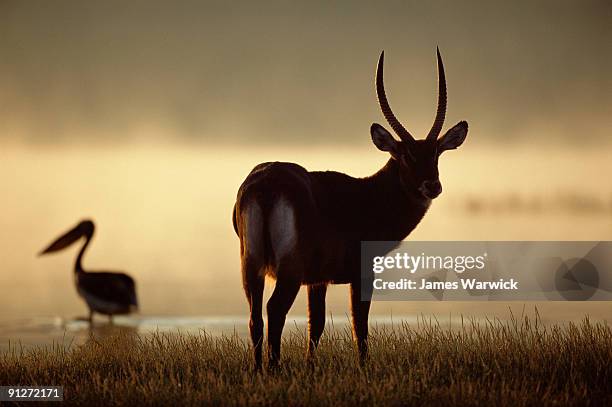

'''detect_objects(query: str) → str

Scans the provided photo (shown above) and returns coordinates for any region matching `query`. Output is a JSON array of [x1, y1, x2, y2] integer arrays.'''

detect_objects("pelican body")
[[39, 220, 138, 322]]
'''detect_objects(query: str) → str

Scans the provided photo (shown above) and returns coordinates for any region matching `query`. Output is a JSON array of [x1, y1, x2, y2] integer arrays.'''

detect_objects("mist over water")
[[1, 1, 611, 348], [1, 144, 611, 350], [1, 0, 610, 146]]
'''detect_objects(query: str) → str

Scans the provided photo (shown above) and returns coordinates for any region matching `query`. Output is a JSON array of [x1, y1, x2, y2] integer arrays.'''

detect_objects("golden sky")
[[0, 1, 611, 323]]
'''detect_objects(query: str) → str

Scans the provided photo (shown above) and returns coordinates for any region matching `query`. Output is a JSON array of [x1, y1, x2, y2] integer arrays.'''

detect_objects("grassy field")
[[1, 315, 611, 406]]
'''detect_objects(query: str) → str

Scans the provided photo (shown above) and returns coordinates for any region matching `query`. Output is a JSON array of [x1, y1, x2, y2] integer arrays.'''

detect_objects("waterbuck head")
[[371, 48, 468, 200]]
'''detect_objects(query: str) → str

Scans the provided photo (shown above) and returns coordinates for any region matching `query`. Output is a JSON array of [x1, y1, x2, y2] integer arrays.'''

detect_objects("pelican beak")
[[39, 223, 85, 256]]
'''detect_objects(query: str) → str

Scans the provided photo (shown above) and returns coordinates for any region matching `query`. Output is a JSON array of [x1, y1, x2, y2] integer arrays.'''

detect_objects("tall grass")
[[1, 315, 611, 406]]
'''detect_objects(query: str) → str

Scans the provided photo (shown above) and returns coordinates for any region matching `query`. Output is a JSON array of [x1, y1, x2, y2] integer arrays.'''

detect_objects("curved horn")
[[376, 51, 415, 142], [426, 47, 447, 140]]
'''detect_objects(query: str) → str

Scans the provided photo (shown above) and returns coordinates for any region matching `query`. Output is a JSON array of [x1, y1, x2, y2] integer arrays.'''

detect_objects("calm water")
[[1, 145, 611, 349]]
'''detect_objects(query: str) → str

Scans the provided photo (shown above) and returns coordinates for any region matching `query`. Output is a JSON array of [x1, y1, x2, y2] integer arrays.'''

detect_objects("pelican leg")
[[88, 309, 93, 325], [108, 314, 114, 324]]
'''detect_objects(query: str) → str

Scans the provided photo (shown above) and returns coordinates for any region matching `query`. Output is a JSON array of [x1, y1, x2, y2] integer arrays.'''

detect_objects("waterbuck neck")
[[360, 158, 431, 241]]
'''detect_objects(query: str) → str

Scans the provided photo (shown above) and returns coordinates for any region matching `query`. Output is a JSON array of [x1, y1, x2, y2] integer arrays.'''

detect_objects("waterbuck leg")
[[242, 258, 265, 371], [307, 283, 327, 358], [350, 282, 371, 364], [266, 276, 301, 369]]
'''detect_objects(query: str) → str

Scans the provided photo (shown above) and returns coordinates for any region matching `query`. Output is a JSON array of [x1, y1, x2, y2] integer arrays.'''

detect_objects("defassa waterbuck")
[[233, 49, 469, 369]]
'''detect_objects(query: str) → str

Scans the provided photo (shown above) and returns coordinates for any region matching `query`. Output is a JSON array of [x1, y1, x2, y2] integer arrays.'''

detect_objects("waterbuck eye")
[[403, 149, 416, 164]]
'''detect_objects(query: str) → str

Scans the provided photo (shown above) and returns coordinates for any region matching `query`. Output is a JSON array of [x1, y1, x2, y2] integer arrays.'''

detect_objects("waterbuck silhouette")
[[233, 48, 469, 369]]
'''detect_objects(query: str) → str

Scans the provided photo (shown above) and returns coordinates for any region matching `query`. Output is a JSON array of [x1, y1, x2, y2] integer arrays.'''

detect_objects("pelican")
[[39, 219, 138, 323]]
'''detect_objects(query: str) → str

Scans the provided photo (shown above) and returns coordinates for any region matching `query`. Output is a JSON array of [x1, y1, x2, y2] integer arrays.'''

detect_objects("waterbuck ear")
[[370, 123, 399, 156], [438, 121, 468, 153]]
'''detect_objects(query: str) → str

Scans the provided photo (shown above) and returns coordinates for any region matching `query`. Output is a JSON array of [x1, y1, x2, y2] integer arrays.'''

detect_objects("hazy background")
[[1, 0, 610, 146], [0, 1, 610, 347]]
